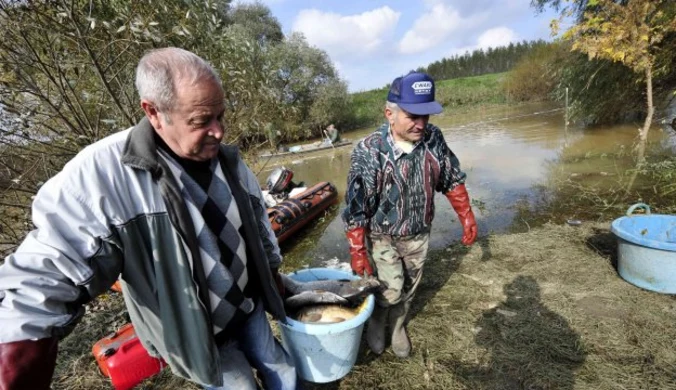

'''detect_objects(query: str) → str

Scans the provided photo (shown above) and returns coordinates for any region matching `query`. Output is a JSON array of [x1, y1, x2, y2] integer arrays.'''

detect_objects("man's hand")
[[346, 227, 374, 276], [445, 184, 478, 246]]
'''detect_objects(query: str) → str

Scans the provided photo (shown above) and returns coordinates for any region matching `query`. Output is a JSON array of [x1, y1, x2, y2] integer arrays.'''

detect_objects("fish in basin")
[[279, 273, 382, 310], [292, 304, 361, 324]]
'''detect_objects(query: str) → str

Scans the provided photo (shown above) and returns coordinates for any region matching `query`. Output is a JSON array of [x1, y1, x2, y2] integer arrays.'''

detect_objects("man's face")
[[145, 78, 226, 161], [385, 107, 429, 143]]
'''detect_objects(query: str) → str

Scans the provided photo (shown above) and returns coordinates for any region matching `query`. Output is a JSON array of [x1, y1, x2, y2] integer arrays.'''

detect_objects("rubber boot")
[[366, 305, 389, 354], [389, 300, 411, 358]]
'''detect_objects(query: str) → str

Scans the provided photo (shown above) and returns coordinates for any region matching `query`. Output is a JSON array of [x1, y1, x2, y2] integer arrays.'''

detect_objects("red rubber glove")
[[346, 227, 373, 276], [0, 337, 58, 390], [445, 184, 478, 246]]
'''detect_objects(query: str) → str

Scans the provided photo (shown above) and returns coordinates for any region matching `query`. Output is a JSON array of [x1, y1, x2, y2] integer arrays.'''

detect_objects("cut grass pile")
[[53, 221, 676, 389]]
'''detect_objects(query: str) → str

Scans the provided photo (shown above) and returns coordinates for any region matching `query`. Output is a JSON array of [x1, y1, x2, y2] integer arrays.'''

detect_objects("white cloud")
[[292, 7, 401, 58], [477, 27, 519, 49], [398, 2, 486, 55], [444, 27, 519, 59]]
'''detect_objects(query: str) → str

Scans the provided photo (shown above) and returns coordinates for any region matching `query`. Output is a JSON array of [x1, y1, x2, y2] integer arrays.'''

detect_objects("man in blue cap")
[[342, 71, 477, 358]]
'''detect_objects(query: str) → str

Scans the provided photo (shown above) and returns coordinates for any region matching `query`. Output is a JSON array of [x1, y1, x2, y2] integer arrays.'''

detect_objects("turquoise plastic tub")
[[278, 268, 375, 383], [611, 203, 676, 294]]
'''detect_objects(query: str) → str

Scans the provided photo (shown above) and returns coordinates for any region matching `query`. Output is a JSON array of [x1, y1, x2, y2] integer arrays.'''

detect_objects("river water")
[[256, 102, 676, 268]]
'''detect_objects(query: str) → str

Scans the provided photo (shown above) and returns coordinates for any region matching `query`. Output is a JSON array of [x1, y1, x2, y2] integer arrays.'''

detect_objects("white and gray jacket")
[[0, 118, 286, 387]]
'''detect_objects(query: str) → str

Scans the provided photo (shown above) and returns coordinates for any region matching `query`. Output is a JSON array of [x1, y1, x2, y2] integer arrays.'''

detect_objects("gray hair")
[[135, 47, 222, 112], [385, 101, 400, 113]]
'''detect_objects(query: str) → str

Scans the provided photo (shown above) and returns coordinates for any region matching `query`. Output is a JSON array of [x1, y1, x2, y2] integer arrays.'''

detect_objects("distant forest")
[[418, 40, 550, 81]]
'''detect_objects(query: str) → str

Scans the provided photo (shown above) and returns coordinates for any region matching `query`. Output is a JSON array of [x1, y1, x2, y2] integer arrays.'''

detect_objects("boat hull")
[[260, 140, 352, 158], [269, 181, 338, 243]]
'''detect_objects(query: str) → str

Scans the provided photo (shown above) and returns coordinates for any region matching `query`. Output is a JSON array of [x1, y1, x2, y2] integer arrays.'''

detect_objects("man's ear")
[[384, 107, 394, 124], [141, 99, 162, 130]]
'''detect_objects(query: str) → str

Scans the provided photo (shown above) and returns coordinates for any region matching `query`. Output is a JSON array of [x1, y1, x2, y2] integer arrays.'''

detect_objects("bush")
[[502, 42, 569, 102]]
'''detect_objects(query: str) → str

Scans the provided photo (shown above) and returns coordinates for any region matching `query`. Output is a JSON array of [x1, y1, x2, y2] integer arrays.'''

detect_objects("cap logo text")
[[411, 81, 432, 95]]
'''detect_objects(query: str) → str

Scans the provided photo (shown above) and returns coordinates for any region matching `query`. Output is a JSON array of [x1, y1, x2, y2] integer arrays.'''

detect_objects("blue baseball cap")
[[387, 71, 442, 115]]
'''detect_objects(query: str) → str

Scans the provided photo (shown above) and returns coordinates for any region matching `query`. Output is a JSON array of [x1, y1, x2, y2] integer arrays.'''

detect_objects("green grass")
[[348, 72, 508, 128], [435, 73, 507, 107]]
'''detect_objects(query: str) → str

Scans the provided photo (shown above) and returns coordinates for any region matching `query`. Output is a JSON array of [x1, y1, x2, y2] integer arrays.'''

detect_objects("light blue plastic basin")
[[278, 268, 374, 383], [611, 203, 676, 294]]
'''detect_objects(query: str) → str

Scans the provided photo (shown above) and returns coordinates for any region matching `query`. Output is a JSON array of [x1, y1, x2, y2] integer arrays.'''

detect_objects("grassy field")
[[349, 73, 507, 128], [52, 221, 676, 389]]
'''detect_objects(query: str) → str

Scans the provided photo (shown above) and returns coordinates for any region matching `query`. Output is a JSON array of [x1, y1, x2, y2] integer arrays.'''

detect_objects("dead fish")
[[292, 304, 359, 324], [285, 290, 350, 309], [280, 273, 382, 309]]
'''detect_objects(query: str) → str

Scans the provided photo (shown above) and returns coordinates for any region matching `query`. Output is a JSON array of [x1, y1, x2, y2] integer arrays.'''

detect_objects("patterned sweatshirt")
[[342, 123, 466, 236]]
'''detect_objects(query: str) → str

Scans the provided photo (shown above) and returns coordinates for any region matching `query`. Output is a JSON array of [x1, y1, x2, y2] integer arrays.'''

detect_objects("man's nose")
[[414, 116, 427, 128], [208, 119, 224, 140]]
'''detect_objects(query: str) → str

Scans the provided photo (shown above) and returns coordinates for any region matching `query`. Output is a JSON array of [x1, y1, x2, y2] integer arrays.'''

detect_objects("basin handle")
[[626, 203, 651, 216]]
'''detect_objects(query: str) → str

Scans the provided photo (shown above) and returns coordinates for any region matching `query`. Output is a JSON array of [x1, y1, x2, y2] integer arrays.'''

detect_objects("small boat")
[[267, 181, 337, 243], [264, 167, 338, 243], [260, 139, 352, 159]]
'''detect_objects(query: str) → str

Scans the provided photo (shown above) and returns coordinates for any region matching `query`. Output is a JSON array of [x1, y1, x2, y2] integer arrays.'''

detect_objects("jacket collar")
[[380, 123, 424, 161], [121, 117, 161, 175], [120, 117, 239, 177]]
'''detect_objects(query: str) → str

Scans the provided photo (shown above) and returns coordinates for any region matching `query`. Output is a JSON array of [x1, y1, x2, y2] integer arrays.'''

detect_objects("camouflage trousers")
[[369, 232, 430, 307]]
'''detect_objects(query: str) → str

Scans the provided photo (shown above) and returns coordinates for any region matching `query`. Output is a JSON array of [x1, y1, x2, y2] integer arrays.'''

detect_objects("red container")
[[92, 323, 166, 390]]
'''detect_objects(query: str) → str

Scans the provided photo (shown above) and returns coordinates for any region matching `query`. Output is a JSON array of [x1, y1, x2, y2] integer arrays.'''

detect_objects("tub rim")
[[611, 214, 676, 252], [278, 268, 375, 336]]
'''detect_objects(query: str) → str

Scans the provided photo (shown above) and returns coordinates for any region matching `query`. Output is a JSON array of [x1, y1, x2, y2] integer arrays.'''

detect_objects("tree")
[[307, 78, 353, 134], [214, 24, 285, 148], [0, 0, 352, 253], [562, 0, 676, 165], [502, 41, 570, 102], [228, 2, 283, 45], [269, 32, 346, 140], [0, 0, 332, 253], [0, 0, 232, 253]]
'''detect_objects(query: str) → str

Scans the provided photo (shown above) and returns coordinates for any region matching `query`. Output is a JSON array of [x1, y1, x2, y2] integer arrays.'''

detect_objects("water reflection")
[[254, 102, 674, 267]]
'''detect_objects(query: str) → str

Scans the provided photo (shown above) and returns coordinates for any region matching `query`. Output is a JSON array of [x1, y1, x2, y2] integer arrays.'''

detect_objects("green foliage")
[[347, 73, 507, 129], [560, 0, 676, 164], [348, 86, 389, 128], [307, 79, 354, 134], [502, 41, 570, 102], [529, 0, 676, 125], [213, 24, 282, 147], [0, 0, 350, 249], [268, 32, 349, 141], [421, 40, 551, 81], [531, 0, 591, 19], [553, 53, 644, 124], [227, 1, 283, 44], [564, 0, 676, 74], [435, 74, 506, 107]]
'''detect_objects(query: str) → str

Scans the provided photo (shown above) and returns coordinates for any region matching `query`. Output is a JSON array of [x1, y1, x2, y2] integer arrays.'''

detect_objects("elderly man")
[[0, 48, 298, 390], [342, 71, 478, 358]]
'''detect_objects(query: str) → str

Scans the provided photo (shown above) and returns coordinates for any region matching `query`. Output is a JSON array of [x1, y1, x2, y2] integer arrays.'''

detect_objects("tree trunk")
[[636, 67, 654, 165], [626, 66, 654, 193]]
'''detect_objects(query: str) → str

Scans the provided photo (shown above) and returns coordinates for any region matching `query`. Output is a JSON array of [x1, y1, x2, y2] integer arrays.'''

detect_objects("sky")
[[238, 0, 560, 92]]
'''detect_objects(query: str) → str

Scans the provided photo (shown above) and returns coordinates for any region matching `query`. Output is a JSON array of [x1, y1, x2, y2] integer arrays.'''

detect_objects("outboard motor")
[[266, 167, 304, 196], [267, 167, 293, 194]]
